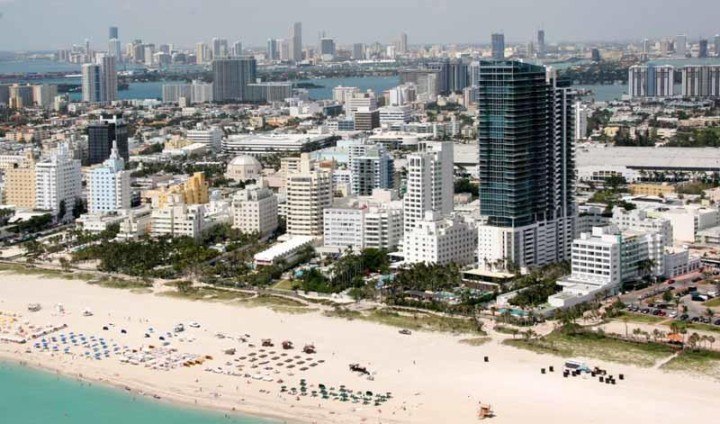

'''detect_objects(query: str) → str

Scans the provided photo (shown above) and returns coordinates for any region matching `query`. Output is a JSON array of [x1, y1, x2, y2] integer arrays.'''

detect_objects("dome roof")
[[229, 155, 261, 167]]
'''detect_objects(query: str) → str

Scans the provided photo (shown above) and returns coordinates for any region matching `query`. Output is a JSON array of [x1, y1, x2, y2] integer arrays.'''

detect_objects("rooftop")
[[577, 145, 720, 170]]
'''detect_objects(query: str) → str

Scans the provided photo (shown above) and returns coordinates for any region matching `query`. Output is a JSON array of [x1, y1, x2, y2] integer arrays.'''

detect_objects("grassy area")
[[681, 322, 720, 334], [459, 337, 491, 347], [703, 298, 720, 308], [162, 286, 254, 302], [503, 330, 676, 367], [325, 308, 485, 335], [615, 311, 668, 325], [90, 277, 153, 290], [662, 349, 720, 379], [0, 263, 95, 281], [242, 295, 306, 308], [272, 280, 299, 291]]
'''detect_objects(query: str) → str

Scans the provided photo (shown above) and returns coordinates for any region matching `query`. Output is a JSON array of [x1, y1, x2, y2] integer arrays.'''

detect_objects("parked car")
[[641, 308, 651, 314], [679, 314, 689, 321], [713, 319, 720, 326]]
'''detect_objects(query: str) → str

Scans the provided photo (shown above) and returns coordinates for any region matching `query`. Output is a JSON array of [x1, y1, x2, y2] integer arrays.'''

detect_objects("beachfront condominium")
[[476, 61, 576, 272], [35, 143, 82, 217], [88, 116, 129, 165], [212, 57, 256, 102], [403, 213, 478, 266], [232, 179, 278, 238], [628, 64, 674, 98], [403, 141, 454, 233], [87, 142, 131, 214], [289, 22, 302, 62], [491, 33, 505, 60], [285, 154, 333, 237], [347, 139, 394, 196]]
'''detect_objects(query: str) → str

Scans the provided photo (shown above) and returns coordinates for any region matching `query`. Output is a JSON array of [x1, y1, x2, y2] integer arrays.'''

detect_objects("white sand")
[[1, 272, 718, 424]]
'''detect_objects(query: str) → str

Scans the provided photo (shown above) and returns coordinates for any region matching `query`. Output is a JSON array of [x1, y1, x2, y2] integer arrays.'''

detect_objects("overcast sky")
[[1, 0, 719, 51]]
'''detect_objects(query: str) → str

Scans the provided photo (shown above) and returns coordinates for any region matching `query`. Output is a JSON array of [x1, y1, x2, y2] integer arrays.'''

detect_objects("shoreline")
[[0, 353, 294, 424], [1, 271, 719, 424]]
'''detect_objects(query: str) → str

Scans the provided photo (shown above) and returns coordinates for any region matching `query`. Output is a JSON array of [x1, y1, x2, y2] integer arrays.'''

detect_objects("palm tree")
[[707, 335, 716, 350], [705, 308, 715, 322]]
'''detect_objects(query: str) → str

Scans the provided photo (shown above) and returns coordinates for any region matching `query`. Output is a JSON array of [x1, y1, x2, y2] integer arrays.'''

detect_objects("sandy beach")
[[1, 271, 719, 424]]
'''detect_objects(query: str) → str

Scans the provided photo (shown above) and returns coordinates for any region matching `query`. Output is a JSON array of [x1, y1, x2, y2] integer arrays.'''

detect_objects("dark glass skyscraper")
[[88, 116, 128, 166], [212, 57, 256, 102], [477, 61, 575, 269], [109, 26, 118, 40]]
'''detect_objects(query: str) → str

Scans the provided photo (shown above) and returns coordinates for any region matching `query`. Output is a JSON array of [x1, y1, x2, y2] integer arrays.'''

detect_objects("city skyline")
[[1, 0, 720, 51]]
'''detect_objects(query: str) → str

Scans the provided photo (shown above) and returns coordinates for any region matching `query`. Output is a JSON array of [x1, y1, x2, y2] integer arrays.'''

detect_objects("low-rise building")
[[403, 212, 477, 266], [226, 155, 262, 182], [253, 236, 315, 268]]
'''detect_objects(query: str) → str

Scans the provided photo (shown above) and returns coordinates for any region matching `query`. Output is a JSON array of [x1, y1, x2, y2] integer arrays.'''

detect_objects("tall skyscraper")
[[289, 22, 302, 62], [101, 55, 117, 102], [108, 38, 122, 61], [399, 32, 408, 54], [88, 141, 131, 214], [286, 154, 332, 236], [212, 57, 256, 102], [476, 61, 576, 271], [537, 30, 546, 57], [491, 33, 505, 60], [675, 34, 687, 57], [81, 63, 103, 102], [109, 26, 118, 40], [403, 141, 454, 233], [88, 116, 129, 165], [698, 39, 709, 58], [267, 39, 278, 60]]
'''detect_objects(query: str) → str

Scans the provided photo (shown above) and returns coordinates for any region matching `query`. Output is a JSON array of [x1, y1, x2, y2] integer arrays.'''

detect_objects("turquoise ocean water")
[[0, 361, 272, 424]]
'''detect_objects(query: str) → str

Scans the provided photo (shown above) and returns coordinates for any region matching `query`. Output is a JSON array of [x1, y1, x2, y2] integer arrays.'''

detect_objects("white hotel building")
[[87, 143, 131, 214], [232, 179, 278, 238], [403, 212, 477, 266], [35, 143, 82, 216]]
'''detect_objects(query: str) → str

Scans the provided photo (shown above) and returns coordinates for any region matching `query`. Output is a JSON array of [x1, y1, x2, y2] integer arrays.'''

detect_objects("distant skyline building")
[[681, 65, 720, 98], [267, 38, 278, 60], [289, 22, 302, 62], [537, 29, 546, 57], [109, 26, 118, 40], [212, 37, 229, 59], [232, 41, 243, 57], [698, 39, 709, 58], [399, 32, 408, 54], [675, 34, 687, 57], [352, 43, 364, 60], [81, 63, 102, 102], [320, 37, 336, 60], [491, 33, 505, 60]]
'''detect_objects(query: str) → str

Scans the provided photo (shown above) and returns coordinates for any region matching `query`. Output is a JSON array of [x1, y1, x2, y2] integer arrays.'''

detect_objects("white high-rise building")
[[387, 84, 416, 106], [286, 154, 333, 237], [32, 84, 58, 109], [101, 55, 118, 102], [151, 200, 205, 240], [379, 105, 412, 124], [681, 65, 720, 98], [347, 140, 394, 196], [81, 63, 102, 102], [574, 102, 589, 141], [88, 141, 130, 214], [191, 81, 213, 103], [323, 190, 404, 251], [232, 179, 278, 238], [345, 92, 377, 117], [403, 141, 454, 233], [162, 83, 192, 103], [35, 143, 82, 216], [403, 212, 477, 266]]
